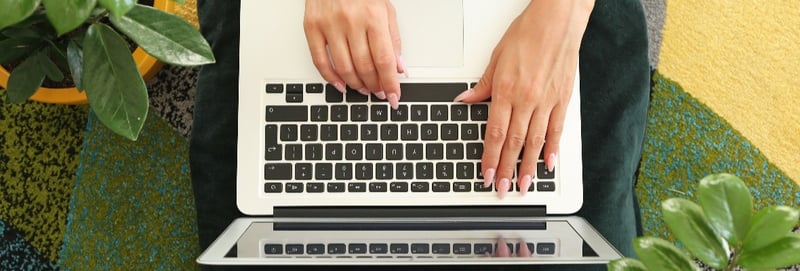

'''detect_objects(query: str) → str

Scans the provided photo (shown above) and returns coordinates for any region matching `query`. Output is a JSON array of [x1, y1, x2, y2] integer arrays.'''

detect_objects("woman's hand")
[[304, 0, 406, 109], [453, 0, 595, 198]]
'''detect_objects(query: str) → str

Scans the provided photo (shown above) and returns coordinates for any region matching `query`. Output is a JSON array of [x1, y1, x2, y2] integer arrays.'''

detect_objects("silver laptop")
[[198, 0, 621, 267]]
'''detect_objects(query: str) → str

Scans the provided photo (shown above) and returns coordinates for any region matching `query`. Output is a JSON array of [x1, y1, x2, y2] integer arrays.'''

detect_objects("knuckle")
[[484, 126, 507, 143], [506, 133, 526, 148], [527, 133, 546, 147], [373, 54, 395, 69]]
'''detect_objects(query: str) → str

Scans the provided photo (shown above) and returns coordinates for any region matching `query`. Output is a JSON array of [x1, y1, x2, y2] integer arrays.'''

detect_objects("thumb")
[[454, 63, 495, 103]]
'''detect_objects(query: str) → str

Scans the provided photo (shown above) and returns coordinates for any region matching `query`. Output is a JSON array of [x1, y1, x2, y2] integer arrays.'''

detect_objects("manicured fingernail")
[[332, 82, 347, 94], [357, 88, 370, 96], [388, 93, 400, 110], [398, 55, 409, 78], [483, 168, 496, 187], [546, 153, 557, 173], [497, 178, 511, 199], [375, 91, 387, 100], [453, 89, 473, 102], [519, 175, 532, 195]]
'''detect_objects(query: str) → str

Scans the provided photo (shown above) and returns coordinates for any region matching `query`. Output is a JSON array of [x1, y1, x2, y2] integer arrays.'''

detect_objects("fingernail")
[[519, 175, 532, 195], [453, 88, 473, 102], [398, 55, 409, 78], [357, 88, 370, 96], [333, 82, 347, 94], [547, 153, 557, 173], [375, 91, 387, 100], [497, 178, 511, 199], [387, 93, 400, 110], [483, 168, 496, 187]]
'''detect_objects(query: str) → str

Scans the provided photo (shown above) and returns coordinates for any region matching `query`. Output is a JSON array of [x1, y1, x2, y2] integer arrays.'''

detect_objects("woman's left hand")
[[453, 0, 595, 198]]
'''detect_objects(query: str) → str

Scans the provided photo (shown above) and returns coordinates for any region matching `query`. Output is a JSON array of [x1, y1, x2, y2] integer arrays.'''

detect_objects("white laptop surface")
[[198, 0, 621, 266]]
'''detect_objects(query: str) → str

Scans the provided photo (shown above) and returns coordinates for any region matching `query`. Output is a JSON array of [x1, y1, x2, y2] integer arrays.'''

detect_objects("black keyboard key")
[[516, 242, 535, 256], [328, 244, 346, 254], [411, 244, 430, 254], [341, 125, 358, 141], [406, 144, 424, 160], [326, 144, 343, 160], [301, 125, 318, 141], [331, 105, 349, 121], [380, 124, 398, 141], [326, 84, 344, 102], [426, 143, 444, 160], [371, 105, 389, 121], [355, 163, 373, 180], [399, 83, 468, 102], [475, 182, 493, 192], [415, 163, 433, 179], [436, 163, 454, 179], [432, 182, 451, 192], [295, 163, 313, 180], [461, 124, 480, 140], [365, 144, 383, 160], [411, 182, 430, 192], [321, 125, 338, 141], [396, 163, 413, 179], [446, 143, 464, 160], [537, 181, 556, 192], [307, 182, 324, 193], [285, 183, 303, 193], [400, 124, 418, 141], [432, 244, 450, 254], [307, 83, 324, 93], [537, 162, 555, 179], [351, 105, 369, 121], [481, 124, 487, 139], [328, 182, 346, 192], [369, 182, 388, 192], [265, 144, 282, 161], [391, 105, 409, 121], [386, 144, 403, 160], [474, 243, 493, 255], [376, 163, 393, 179], [361, 124, 378, 141], [420, 124, 438, 141], [264, 182, 282, 193], [266, 106, 308, 122], [311, 106, 328, 122], [286, 244, 304, 254], [335, 163, 353, 180], [477, 162, 484, 179], [346, 87, 370, 102], [345, 144, 362, 160], [307, 244, 325, 254], [466, 143, 483, 160], [456, 163, 474, 179], [370, 244, 388, 254], [286, 93, 303, 103], [265, 163, 291, 180], [265, 127, 281, 159], [348, 182, 367, 192], [390, 244, 409, 254], [451, 105, 468, 121], [390, 182, 409, 192], [305, 144, 323, 161], [537, 243, 556, 255], [431, 105, 448, 121], [441, 124, 459, 140], [280, 125, 298, 141], [285, 144, 303, 160], [265, 124, 279, 145], [471, 104, 489, 121], [264, 244, 283, 254], [266, 84, 283, 93], [349, 244, 368, 254], [453, 182, 472, 192], [315, 163, 333, 180], [410, 105, 428, 121], [287, 84, 303, 93], [453, 244, 471, 255]]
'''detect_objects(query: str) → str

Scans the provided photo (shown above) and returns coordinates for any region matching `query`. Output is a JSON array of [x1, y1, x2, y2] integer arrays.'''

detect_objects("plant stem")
[[725, 247, 741, 271]]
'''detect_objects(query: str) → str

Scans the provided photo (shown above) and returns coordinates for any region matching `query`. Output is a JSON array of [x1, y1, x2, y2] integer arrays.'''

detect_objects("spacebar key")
[[266, 106, 308, 122], [399, 83, 469, 102]]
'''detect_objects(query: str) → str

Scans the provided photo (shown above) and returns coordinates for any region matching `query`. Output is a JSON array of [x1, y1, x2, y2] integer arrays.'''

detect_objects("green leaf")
[[0, 37, 44, 64], [6, 51, 49, 103], [697, 173, 753, 247], [42, 0, 98, 36], [39, 48, 63, 82], [97, 0, 135, 18], [742, 206, 800, 251], [607, 258, 649, 271], [83, 23, 148, 141], [662, 198, 729, 269], [633, 237, 699, 271], [110, 4, 215, 66], [0, 0, 41, 30], [739, 234, 800, 270], [67, 40, 84, 90]]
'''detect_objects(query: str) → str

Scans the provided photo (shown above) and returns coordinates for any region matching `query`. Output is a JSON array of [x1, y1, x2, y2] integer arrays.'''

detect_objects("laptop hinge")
[[274, 206, 547, 218]]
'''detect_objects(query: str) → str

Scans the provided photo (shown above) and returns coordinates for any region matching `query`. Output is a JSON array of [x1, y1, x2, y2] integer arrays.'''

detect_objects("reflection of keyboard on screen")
[[261, 240, 558, 258], [262, 82, 558, 195]]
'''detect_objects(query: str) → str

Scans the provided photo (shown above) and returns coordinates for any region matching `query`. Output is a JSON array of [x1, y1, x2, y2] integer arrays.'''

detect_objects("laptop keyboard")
[[262, 241, 558, 258], [263, 82, 557, 194]]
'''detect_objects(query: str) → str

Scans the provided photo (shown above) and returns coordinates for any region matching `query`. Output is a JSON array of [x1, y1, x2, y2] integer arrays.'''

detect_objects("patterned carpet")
[[1, 0, 798, 270]]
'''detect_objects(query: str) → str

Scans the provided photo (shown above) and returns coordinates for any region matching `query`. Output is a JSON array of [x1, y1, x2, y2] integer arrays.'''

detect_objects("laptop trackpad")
[[392, 0, 464, 68]]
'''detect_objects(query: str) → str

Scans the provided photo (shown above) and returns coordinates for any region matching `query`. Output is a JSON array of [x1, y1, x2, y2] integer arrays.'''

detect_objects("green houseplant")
[[608, 173, 800, 271], [0, 0, 214, 140]]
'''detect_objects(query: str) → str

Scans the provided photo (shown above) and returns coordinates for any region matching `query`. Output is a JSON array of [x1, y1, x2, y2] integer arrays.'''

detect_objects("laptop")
[[198, 0, 621, 267]]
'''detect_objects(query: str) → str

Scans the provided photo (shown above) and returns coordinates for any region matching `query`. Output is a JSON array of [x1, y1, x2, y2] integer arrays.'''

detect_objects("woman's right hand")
[[304, 0, 406, 109]]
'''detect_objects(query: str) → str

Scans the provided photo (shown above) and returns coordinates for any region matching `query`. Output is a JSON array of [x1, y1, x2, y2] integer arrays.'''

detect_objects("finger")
[[481, 93, 511, 190], [386, 3, 406, 74], [328, 36, 366, 91], [367, 15, 401, 103], [517, 240, 532, 257], [495, 99, 536, 199], [348, 33, 381, 92], [304, 28, 346, 93], [543, 102, 568, 173], [495, 238, 511, 257], [519, 109, 550, 195], [454, 55, 496, 103]]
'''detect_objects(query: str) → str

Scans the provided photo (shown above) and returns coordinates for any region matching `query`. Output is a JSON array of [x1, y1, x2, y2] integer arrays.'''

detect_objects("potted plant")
[[0, 0, 214, 140], [608, 173, 800, 271]]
